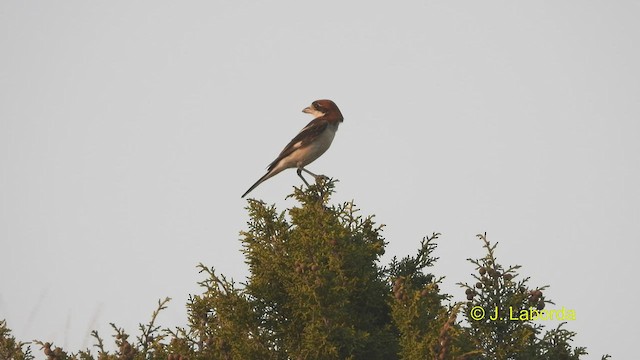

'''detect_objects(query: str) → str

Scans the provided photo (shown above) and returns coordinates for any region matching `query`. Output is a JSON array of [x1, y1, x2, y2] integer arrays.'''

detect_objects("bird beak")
[[302, 106, 312, 114]]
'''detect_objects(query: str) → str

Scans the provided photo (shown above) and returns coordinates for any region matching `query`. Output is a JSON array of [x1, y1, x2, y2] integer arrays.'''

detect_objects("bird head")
[[302, 99, 344, 122]]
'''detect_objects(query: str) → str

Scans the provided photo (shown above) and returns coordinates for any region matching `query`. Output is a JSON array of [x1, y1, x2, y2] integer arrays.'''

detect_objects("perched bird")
[[241, 99, 344, 198]]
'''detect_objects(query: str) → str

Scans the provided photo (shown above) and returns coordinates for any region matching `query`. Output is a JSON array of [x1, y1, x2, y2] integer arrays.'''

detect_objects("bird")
[[241, 99, 344, 198]]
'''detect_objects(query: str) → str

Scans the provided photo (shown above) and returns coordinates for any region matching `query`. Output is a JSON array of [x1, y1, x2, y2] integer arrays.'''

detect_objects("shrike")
[[241, 99, 344, 198]]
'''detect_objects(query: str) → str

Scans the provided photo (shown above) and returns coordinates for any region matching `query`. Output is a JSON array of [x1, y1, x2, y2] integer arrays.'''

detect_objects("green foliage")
[[387, 234, 472, 359], [238, 179, 396, 359], [457, 233, 590, 359], [0, 320, 34, 360], [4, 179, 608, 359]]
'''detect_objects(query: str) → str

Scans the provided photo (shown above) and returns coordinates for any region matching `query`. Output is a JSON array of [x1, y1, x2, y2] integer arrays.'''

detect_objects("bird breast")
[[290, 122, 339, 168]]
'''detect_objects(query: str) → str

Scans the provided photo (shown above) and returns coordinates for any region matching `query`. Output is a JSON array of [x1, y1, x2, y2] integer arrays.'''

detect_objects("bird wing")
[[267, 118, 328, 171]]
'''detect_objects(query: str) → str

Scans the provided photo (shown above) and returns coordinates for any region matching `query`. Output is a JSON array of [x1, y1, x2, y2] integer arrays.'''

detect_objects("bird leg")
[[296, 168, 311, 187], [300, 167, 328, 182]]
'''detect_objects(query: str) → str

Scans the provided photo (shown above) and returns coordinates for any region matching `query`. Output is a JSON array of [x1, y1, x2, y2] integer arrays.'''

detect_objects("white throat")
[[306, 109, 325, 118]]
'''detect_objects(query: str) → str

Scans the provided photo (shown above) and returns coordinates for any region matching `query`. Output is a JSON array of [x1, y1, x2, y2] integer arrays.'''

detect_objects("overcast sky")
[[1, 1, 638, 358]]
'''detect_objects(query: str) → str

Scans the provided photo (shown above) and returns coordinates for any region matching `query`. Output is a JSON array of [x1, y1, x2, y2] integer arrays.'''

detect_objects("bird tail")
[[241, 169, 278, 198]]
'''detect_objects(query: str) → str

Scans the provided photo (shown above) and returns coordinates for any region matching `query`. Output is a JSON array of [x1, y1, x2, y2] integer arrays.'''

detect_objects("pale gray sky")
[[1, 1, 638, 358]]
